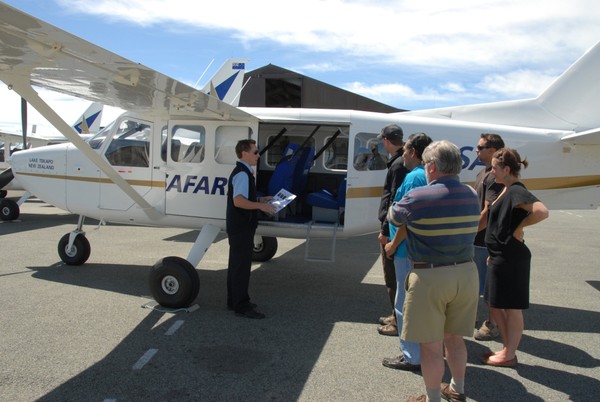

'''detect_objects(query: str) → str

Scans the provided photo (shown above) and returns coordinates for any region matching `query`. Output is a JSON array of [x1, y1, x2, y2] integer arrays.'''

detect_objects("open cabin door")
[[164, 121, 256, 218]]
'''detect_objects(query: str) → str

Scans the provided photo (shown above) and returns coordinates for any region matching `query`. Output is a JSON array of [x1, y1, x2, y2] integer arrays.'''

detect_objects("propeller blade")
[[0, 167, 14, 188], [21, 97, 27, 148]]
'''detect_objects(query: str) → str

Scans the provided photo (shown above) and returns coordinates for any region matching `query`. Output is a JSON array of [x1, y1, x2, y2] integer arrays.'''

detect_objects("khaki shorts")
[[401, 261, 479, 343]]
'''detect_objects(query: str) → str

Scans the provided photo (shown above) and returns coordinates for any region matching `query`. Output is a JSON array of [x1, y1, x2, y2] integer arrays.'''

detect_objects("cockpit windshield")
[[88, 120, 115, 150]]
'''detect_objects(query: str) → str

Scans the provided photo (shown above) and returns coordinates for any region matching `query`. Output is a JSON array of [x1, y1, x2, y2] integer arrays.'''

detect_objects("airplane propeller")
[[21, 96, 27, 147]]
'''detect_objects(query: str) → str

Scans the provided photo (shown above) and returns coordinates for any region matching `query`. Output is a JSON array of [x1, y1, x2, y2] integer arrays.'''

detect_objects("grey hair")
[[422, 140, 462, 175]]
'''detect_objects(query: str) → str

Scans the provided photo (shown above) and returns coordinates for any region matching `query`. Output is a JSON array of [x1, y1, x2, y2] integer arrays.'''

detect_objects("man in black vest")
[[227, 139, 276, 319]]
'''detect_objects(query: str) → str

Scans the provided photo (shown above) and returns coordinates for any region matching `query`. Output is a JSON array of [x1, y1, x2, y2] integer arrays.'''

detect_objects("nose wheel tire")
[[58, 233, 91, 265], [0, 198, 19, 221], [149, 256, 199, 308]]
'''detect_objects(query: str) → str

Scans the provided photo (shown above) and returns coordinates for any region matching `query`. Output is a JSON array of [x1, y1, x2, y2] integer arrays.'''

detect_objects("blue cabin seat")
[[306, 178, 346, 222], [268, 144, 315, 196]]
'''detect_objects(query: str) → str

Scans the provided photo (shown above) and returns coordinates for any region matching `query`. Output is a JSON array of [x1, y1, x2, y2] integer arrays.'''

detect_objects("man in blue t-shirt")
[[381, 132, 432, 371]]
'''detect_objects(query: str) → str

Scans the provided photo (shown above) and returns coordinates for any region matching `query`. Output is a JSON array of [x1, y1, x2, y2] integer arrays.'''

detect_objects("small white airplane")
[[0, 57, 247, 220], [1, 3, 599, 308], [0, 101, 103, 220]]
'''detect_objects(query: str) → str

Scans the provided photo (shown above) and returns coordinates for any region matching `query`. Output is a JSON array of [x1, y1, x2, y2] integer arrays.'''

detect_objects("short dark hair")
[[480, 133, 505, 150], [235, 139, 256, 158], [406, 132, 433, 160]]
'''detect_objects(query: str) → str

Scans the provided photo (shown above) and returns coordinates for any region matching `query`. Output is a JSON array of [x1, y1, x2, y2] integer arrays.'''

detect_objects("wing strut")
[[7, 77, 161, 220]]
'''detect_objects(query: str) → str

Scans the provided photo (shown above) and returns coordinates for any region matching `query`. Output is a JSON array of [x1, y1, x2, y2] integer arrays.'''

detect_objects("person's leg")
[[443, 334, 467, 390], [419, 341, 444, 400], [381, 242, 397, 317], [378, 242, 397, 333], [473, 246, 499, 340], [488, 309, 523, 362], [394, 256, 420, 363], [229, 230, 254, 312]]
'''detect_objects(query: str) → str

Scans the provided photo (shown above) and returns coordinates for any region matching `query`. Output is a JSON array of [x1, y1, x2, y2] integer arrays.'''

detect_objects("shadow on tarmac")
[[29, 236, 388, 401]]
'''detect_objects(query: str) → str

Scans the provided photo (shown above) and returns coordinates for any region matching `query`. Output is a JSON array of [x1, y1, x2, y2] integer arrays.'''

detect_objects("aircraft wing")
[[0, 130, 52, 147], [0, 3, 255, 124], [560, 128, 600, 145]]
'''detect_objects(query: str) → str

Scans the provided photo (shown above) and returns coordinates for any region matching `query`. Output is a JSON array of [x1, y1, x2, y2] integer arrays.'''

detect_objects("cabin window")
[[171, 125, 205, 163], [353, 132, 388, 171], [215, 126, 253, 164], [104, 120, 151, 167], [264, 135, 315, 168], [323, 136, 348, 170]]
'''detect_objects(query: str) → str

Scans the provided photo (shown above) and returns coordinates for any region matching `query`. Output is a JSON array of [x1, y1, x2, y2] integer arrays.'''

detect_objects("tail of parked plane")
[[72, 102, 103, 134], [404, 41, 600, 136], [201, 58, 248, 106]]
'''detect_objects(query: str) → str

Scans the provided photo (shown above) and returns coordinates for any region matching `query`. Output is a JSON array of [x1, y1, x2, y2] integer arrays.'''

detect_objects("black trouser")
[[227, 228, 255, 312], [380, 242, 397, 311]]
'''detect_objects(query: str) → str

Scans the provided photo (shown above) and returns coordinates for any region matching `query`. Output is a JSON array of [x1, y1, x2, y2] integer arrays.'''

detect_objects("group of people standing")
[[375, 126, 549, 402], [223, 131, 549, 401]]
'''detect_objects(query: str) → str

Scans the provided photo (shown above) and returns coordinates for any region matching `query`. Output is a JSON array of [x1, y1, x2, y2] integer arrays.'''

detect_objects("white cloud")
[[57, 0, 600, 70], [477, 70, 557, 98]]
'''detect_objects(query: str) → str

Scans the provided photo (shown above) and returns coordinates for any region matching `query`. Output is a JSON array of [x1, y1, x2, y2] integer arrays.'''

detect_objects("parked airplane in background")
[[201, 58, 248, 106], [1, 3, 599, 308]]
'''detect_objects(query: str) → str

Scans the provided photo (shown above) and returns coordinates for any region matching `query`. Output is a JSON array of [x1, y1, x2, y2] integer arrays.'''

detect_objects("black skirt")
[[484, 236, 532, 309]]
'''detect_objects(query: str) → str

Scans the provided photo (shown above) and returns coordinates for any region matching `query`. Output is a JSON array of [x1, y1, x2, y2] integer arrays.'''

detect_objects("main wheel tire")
[[0, 198, 19, 221], [252, 236, 278, 262], [149, 256, 199, 308], [58, 233, 91, 265]]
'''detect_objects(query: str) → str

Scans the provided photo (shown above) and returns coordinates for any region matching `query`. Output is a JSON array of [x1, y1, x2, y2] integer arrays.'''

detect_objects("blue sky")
[[2, 0, 600, 135]]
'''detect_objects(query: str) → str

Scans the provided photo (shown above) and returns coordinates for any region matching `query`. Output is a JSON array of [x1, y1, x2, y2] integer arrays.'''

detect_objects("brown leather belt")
[[412, 259, 473, 269]]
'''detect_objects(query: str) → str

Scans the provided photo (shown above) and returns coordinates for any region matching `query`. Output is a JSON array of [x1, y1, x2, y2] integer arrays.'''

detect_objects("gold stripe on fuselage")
[[17, 171, 165, 188], [346, 175, 600, 199], [17, 172, 600, 197]]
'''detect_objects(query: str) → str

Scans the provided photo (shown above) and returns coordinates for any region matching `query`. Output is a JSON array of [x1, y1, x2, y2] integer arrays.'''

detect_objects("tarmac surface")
[[1, 194, 599, 401]]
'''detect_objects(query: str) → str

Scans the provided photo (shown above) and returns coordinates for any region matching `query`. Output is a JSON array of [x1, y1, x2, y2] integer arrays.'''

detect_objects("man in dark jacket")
[[376, 124, 409, 336], [226, 139, 276, 319]]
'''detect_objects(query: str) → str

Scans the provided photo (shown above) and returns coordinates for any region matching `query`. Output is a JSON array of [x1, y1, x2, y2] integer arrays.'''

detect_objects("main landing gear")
[[57, 220, 279, 309]]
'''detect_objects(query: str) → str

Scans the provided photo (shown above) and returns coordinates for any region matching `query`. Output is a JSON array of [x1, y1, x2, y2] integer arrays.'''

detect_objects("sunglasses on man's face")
[[476, 145, 491, 151]]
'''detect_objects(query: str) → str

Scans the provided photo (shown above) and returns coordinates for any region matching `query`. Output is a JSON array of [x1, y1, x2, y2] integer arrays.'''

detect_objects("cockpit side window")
[[104, 119, 151, 167]]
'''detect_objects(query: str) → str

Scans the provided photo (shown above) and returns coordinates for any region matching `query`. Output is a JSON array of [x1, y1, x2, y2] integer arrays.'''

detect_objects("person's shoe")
[[378, 313, 395, 325], [441, 382, 466, 402], [382, 355, 420, 371], [377, 323, 398, 336], [474, 320, 500, 340], [235, 308, 265, 319], [228, 302, 257, 311], [406, 395, 427, 402], [481, 354, 518, 367]]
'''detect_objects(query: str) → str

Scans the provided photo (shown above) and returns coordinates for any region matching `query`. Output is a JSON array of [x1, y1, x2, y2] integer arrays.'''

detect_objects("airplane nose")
[[9, 144, 68, 208]]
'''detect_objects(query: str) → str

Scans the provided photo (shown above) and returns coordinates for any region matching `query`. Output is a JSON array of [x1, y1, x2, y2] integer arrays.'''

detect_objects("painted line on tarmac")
[[165, 320, 185, 336], [132, 348, 158, 370]]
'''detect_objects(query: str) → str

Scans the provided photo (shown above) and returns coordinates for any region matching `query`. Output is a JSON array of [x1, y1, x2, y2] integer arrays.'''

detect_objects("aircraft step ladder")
[[304, 220, 339, 262]]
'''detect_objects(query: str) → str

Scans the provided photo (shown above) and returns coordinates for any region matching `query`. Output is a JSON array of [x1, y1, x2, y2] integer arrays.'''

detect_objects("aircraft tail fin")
[[535, 41, 600, 132], [72, 102, 103, 134], [404, 41, 600, 132], [201, 58, 248, 106]]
